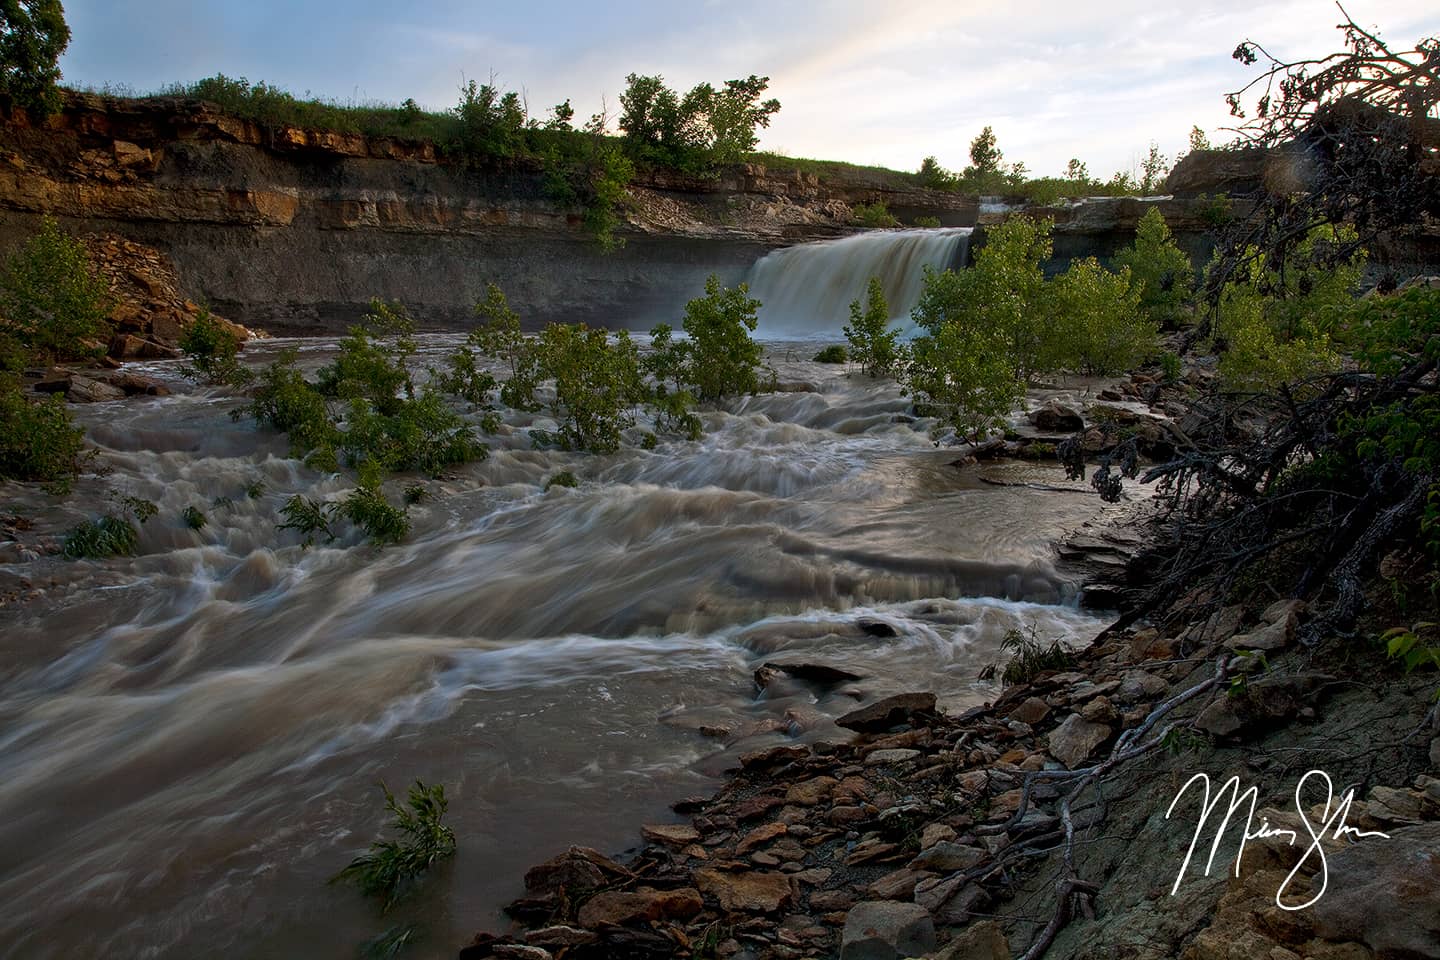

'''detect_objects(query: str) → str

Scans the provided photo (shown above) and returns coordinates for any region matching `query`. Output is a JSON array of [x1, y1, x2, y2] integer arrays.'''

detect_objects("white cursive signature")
[[1164, 769, 1391, 910]]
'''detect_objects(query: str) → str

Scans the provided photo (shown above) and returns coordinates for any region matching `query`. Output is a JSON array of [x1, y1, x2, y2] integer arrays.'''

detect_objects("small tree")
[[843, 277, 901, 378], [0, 0, 70, 117], [1112, 207, 1195, 327], [0, 216, 111, 367], [1139, 142, 1169, 194], [1064, 158, 1090, 183], [667, 274, 764, 403], [1046, 258, 1152, 376]]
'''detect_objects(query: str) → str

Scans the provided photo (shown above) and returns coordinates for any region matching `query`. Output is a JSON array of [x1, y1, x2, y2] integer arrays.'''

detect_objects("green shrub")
[[843, 277, 902, 378], [852, 201, 900, 228], [532, 323, 645, 454], [316, 300, 416, 415], [544, 470, 579, 490], [950, 216, 1053, 380], [0, 0, 71, 117], [403, 483, 426, 505], [278, 494, 336, 547], [0, 216, 111, 368], [331, 780, 456, 913], [1160, 350, 1183, 385], [993, 625, 1078, 687], [0, 376, 86, 488], [669, 274, 764, 404], [912, 215, 942, 228], [338, 466, 410, 545], [181, 505, 207, 530], [1046, 257, 1153, 376], [813, 345, 847, 363], [1113, 208, 1195, 328], [244, 349, 338, 463], [468, 284, 540, 412], [1215, 225, 1363, 390], [62, 497, 156, 560], [904, 287, 1023, 443], [179, 309, 251, 386]]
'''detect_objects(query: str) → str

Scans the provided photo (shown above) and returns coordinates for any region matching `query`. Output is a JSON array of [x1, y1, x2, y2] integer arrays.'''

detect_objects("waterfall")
[[746, 228, 972, 337]]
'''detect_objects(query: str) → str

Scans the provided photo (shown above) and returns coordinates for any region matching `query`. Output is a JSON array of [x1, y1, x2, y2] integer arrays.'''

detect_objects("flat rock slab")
[[640, 823, 700, 846], [837, 692, 936, 733], [694, 868, 794, 913], [1047, 713, 1113, 768]]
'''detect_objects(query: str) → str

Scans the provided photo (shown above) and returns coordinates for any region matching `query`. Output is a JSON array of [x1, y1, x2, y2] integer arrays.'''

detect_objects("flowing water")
[[0, 232, 1121, 959], [747, 228, 971, 337]]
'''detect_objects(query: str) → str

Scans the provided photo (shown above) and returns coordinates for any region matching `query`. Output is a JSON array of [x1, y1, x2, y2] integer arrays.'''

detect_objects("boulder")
[[837, 692, 937, 733], [576, 886, 701, 928], [1029, 401, 1084, 432], [1047, 714, 1113, 769], [522, 846, 629, 899], [65, 375, 126, 403], [932, 920, 1011, 960], [1009, 696, 1052, 725], [1309, 821, 1440, 958], [840, 901, 935, 960]]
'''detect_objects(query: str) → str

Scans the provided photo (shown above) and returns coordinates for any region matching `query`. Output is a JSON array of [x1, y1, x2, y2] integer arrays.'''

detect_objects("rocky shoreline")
[[459, 539, 1440, 960]]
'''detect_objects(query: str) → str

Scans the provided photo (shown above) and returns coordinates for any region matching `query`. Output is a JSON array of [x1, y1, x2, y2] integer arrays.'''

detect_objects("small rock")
[[845, 839, 900, 866], [1009, 696, 1051, 725], [732, 795, 785, 821], [1047, 714, 1113, 768], [523, 926, 597, 948], [909, 841, 986, 873], [865, 748, 921, 766], [840, 901, 935, 960], [1118, 670, 1168, 702], [641, 823, 700, 846], [785, 776, 839, 806], [737, 822, 787, 854], [866, 867, 932, 901], [492, 945, 552, 960], [695, 869, 794, 913], [919, 823, 956, 850], [576, 886, 702, 928], [837, 693, 936, 733], [1080, 695, 1119, 724]]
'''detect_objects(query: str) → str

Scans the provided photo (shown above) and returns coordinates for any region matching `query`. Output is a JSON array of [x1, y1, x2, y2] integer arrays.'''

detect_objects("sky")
[[57, 0, 1438, 179]]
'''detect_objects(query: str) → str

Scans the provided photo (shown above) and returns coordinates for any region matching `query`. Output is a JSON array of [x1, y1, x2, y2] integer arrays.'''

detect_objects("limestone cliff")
[[0, 93, 973, 333]]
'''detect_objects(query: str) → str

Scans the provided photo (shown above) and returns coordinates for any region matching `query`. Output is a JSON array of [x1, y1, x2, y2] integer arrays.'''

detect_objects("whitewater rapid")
[[0, 336, 1114, 959]]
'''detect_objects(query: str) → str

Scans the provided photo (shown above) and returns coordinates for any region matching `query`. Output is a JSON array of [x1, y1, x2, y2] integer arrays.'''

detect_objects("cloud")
[[59, 0, 1438, 178]]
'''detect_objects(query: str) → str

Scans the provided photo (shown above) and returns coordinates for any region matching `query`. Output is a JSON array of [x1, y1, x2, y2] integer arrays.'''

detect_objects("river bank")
[[464, 507, 1440, 960]]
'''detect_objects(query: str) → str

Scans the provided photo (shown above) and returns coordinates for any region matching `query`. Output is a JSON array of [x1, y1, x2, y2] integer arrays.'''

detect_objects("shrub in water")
[[844, 277, 902, 378], [813, 345, 847, 364], [331, 780, 456, 913], [0, 376, 86, 489]]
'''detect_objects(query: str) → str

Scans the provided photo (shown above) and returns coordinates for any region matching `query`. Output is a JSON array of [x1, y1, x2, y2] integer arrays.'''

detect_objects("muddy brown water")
[[0, 337, 1118, 958]]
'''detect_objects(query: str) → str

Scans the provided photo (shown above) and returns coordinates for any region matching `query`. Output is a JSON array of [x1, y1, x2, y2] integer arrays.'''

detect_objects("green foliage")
[[672, 275, 764, 404], [245, 349, 338, 463], [1196, 193, 1234, 229], [0, 375, 84, 487], [1381, 624, 1440, 676], [338, 465, 410, 545], [331, 780, 456, 913], [619, 73, 780, 173], [0, 0, 70, 116], [179, 309, 251, 386], [918, 156, 958, 191], [813, 345, 848, 364], [181, 505, 207, 530], [990, 624, 1078, 687], [532, 323, 645, 454], [0, 216, 111, 368], [912, 216, 942, 228], [452, 79, 526, 160], [317, 300, 416, 415], [62, 497, 155, 560], [1113, 208, 1195, 327], [843, 277, 902, 378], [1160, 350, 1183, 385], [905, 276, 1024, 443], [1188, 126, 1211, 152], [359, 925, 420, 960], [468, 284, 539, 411], [1139, 142, 1169, 194], [581, 145, 633, 251], [935, 215, 1052, 380], [544, 470, 578, 491], [403, 483, 426, 505], [1216, 225, 1364, 389], [852, 201, 900, 228], [278, 494, 335, 547], [1047, 258, 1153, 376]]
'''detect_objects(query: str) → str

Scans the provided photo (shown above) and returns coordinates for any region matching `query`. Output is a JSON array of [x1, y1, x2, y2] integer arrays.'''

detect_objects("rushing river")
[[0, 330, 1120, 959]]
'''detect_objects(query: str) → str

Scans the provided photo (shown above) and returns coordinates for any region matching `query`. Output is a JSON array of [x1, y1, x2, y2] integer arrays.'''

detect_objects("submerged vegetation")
[[332, 781, 456, 913]]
